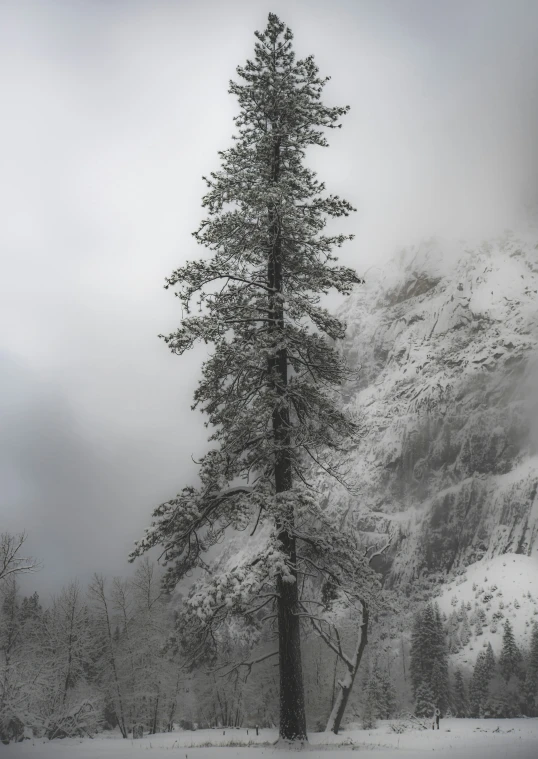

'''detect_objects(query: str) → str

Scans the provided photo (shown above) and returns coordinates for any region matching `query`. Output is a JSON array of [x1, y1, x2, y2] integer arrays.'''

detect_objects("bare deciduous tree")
[[0, 532, 39, 584]]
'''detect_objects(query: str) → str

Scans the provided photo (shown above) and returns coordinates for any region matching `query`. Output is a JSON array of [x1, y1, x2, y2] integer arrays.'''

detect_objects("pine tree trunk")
[[268, 133, 307, 742], [276, 534, 307, 740]]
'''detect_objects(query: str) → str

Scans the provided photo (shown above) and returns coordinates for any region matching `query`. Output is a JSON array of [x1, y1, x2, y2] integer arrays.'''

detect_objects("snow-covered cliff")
[[327, 230, 538, 586]]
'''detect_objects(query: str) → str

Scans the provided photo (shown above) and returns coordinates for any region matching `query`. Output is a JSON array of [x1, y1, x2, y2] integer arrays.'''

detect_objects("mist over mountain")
[[319, 228, 538, 587]]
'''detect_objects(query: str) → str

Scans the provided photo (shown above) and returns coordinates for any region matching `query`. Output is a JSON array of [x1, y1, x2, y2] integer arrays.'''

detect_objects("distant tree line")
[[409, 601, 538, 720]]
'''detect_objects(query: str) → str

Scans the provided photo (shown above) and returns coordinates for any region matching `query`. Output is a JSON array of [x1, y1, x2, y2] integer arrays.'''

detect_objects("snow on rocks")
[[325, 230, 538, 584]]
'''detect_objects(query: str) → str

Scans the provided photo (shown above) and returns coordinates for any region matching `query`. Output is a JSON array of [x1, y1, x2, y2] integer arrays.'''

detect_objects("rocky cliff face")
[[325, 230, 538, 586]]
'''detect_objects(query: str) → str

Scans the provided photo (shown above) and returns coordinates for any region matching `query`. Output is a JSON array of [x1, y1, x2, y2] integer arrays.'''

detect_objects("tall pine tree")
[[484, 641, 495, 680], [469, 649, 497, 717], [130, 13, 366, 742], [499, 620, 521, 682], [410, 603, 449, 713], [452, 669, 468, 717], [524, 624, 538, 715]]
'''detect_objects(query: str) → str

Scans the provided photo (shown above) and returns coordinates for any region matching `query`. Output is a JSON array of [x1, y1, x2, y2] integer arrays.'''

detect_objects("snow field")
[[2, 719, 538, 759]]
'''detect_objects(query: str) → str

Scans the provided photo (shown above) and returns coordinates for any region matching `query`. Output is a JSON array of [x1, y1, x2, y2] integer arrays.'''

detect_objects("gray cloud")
[[1, 0, 538, 596], [0, 350, 204, 598]]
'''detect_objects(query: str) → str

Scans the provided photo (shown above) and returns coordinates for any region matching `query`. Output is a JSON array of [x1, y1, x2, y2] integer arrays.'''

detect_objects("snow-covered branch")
[[0, 531, 39, 583], [212, 648, 279, 680]]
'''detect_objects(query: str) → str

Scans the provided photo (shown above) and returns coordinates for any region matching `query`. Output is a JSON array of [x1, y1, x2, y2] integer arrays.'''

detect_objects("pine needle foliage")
[[499, 619, 521, 682], [130, 13, 368, 742]]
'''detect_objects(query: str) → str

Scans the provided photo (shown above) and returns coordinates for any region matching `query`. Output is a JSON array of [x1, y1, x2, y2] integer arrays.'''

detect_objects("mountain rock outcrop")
[[326, 230, 538, 586]]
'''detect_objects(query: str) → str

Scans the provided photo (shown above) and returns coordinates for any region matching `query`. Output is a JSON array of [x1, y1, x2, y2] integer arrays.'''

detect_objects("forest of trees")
[[408, 601, 538, 722], [0, 555, 389, 743], [1, 530, 538, 744]]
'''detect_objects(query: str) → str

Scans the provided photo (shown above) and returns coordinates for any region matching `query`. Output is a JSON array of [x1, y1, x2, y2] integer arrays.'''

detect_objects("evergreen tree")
[[410, 603, 449, 712], [469, 650, 495, 717], [448, 630, 461, 654], [130, 13, 365, 742], [361, 664, 396, 721], [447, 610, 459, 636], [432, 604, 449, 712], [452, 670, 468, 717], [410, 605, 436, 696], [378, 669, 396, 719], [431, 659, 449, 714], [409, 610, 423, 696], [469, 653, 486, 717], [414, 681, 434, 718], [523, 624, 538, 715], [499, 620, 521, 682], [460, 608, 471, 647], [483, 641, 495, 680]]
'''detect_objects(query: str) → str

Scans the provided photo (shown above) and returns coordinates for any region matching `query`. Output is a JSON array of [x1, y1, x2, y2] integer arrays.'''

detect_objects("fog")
[[1, 0, 538, 598]]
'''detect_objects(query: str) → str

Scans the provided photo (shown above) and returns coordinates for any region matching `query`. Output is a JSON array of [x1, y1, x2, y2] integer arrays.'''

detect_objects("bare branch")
[[212, 648, 279, 680], [0, 531, 40, 583], [366, 533, 393, 565]]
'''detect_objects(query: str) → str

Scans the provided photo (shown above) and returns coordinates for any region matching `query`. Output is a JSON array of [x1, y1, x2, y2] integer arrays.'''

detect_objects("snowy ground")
[[2, 719, 538, 758]]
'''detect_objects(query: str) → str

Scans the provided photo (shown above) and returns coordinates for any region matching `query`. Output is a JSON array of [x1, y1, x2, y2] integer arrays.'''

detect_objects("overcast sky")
[[2, 0, 538, 599]]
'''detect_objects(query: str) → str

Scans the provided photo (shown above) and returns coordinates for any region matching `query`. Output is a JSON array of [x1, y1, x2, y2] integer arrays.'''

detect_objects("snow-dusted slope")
[[435, 553, 538, 666], [325, 231, 538, 584]]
